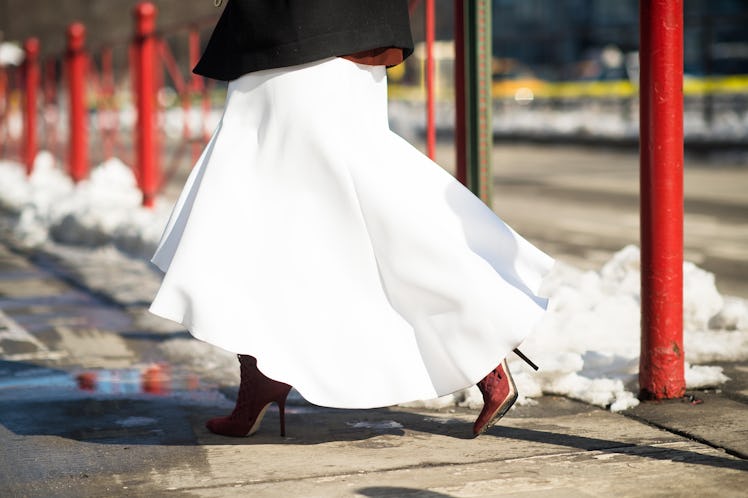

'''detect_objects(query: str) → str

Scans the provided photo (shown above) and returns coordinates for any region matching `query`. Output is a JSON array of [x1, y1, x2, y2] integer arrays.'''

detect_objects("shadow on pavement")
[[491, 425, 748, 472], [1, 359, 746, 473], [357, 487, 456, 498]]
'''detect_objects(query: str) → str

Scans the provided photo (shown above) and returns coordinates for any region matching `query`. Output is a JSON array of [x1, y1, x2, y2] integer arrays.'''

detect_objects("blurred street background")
[[4, 0, 746, 288]]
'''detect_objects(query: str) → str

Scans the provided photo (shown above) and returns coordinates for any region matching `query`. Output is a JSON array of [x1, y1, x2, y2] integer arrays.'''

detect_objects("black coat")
[[193, 0, 414, 81]]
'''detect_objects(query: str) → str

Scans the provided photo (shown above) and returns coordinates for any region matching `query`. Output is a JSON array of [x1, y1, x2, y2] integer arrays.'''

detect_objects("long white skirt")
[[149, 57, 554, 409]]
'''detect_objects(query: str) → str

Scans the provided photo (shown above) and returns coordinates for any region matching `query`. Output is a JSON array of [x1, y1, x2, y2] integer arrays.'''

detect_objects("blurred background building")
[[0, 0, 219, 58], [3, 0, 748, 79], [2, 0, 747, 147]]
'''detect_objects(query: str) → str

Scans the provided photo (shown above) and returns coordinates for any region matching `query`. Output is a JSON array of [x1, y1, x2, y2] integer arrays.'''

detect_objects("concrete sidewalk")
[[0, 222, 746, 497], [2, 383, 746, 497], [1, 357, 747, 497]]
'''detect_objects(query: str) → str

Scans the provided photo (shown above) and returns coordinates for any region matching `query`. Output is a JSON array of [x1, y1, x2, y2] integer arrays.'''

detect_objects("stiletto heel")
[[278, 395, 287, 437], [206, 355, 292, 437], [513, 348, 539, 371]]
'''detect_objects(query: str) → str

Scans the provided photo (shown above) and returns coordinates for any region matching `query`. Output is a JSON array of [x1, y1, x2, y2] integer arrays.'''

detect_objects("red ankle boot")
[[473, 349, 538, 437], [206, 355, 292, 437], [472, 358, 517, 437]]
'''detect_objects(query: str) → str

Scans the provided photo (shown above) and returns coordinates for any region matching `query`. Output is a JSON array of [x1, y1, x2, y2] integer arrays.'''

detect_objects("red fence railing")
[[3, 2, 220, 208], [5, 2, 437, 207]]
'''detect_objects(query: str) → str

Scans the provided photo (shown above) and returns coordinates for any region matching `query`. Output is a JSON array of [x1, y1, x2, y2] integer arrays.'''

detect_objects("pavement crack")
[[168, 447, 644, 492], [621, 411, 748, 460]]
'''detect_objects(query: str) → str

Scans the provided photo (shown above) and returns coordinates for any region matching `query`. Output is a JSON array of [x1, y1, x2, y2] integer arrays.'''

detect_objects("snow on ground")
[[1, 153, 747, 412], [0, 41, 24, 67], [0, 152, 171, 259], [387, 100, 748, 144]]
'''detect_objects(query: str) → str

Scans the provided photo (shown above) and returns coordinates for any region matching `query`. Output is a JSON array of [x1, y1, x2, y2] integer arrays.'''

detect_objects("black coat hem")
[[194, 25, 413, 81]]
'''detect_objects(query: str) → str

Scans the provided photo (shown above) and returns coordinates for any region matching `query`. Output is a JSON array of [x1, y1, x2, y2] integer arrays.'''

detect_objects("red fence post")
[[23, 37, 40, 175], [425, 0, 436, 160], [133, 2, 160, 208], [0, 67, 6, 151], [67, 23, 89, 182], [639, 0, 685, 400], [188, 28, 203, 94], [189, 27, 204, 163]]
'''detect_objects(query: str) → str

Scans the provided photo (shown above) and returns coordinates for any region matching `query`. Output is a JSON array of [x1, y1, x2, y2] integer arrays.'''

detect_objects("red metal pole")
[[67, 23, 89, 183], [201, 80, 212, 143], [453, 0, 467, 186], [0, 67, 12, 160], [639, 0, 685, 400], [0, 67, 6, 115], [425, 0, 436, 160], [189, 27, 203, 163], [189, 28, 203, 93], [23, 38, 40, 175], [0, 67, 7, 148], [133, 2, 160, 208]]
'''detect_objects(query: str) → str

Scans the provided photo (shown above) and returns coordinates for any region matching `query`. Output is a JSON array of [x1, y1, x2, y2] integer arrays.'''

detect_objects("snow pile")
[[507, 246, 746, 411], [389, 99, 748, 144], [409, 246, 748, 412], [1, 154, 747, 413], [0, 153, 170, 259], [0, 41, 24, 66]]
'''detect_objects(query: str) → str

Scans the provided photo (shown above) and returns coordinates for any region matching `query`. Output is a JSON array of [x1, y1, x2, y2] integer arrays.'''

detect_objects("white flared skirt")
[[149, 57, 554, 409]]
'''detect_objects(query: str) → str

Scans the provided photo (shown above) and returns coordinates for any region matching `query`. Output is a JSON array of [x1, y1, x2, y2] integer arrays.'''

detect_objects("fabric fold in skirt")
[[149, 57, 554, 409]]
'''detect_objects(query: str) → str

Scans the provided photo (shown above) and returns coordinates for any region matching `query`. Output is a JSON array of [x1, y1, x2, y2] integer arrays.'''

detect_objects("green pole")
[[463, 0, 493, 204]]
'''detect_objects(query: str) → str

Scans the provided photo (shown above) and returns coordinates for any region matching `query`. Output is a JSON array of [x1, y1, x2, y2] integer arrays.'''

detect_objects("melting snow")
[[347, 420, 404, 430], [116, 416, 157, 428]]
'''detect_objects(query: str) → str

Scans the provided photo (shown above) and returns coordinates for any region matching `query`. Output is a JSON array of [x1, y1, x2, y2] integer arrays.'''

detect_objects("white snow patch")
[[0, 41, 24, 66], [0, 309, 49, 354], [116, 416, 157, 428], [709, 297, 748, 331], [157, 338, 239, 385], [347, 420, 403, 430], [399, 393, 459, 410], [685, 362, 730, 388], [0, 153, 171, 258]]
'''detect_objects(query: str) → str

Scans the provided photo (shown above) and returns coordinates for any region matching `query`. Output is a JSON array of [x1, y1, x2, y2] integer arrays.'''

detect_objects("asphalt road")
[[424, 143, 748, 300]]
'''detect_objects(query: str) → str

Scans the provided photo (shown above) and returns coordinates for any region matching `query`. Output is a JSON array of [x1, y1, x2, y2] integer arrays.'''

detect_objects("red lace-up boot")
[[206, 355, 292, 437]]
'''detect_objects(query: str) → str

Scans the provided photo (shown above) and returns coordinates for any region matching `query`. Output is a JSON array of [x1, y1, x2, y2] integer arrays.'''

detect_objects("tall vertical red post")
[[133, 2, 160, 208], [0, 66, 7, 156], [189, 28, 203, 94], [425, 0, 436, 160], [67, 23, 89, 182], [189, 27, 204, 162], [23, 38, 40, 175], [639, 0, 685, 400]]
